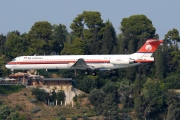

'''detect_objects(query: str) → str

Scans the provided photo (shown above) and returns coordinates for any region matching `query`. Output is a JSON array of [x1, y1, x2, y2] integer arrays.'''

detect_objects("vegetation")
[[31, 87, 66, 105], [0, 87, 96, 120], [31, 87, 49, 102], [0, 85, 25, 94], [0, 11, 180, 119], [0, 105, 25, 120]]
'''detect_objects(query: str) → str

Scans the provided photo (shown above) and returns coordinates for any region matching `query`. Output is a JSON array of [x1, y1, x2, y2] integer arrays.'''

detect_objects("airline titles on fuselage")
[[24, 57, 43, 59]]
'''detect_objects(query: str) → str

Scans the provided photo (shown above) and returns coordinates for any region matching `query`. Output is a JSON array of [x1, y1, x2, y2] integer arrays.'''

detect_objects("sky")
[[0, 0, 180, 39]]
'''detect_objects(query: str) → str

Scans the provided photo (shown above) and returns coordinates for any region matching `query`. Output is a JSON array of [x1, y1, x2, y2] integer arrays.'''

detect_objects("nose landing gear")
[[11, 69, 14, 74], [84, 70, 97, 76]]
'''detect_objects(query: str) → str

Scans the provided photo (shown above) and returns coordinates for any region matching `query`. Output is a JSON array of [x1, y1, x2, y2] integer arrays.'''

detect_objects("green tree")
[[31, 87, 49, 101], [29, 21, 52, 40], [117, 78, 133, 108], [119, 14, 156, 79], [70, 14, 84, 38], [0, 105, 12, 120], [154, 46, 164, 79], [70, 11, 104, 54], [58, 69, 75, 78], [102, 82, 118, 98], [166, 91, 180, 120], [141, 79, 167, 119], [162, 32, 178, 75], [165, 73, 180, 89], [88, 82, 119, 118], [27, 38, 46, 55], [37, 69, 51, 78], [133, 74, 147, 96], [165, 28, 180, 50], [51, 89, 57, 102], [0, 34, 6, 55], [134, 95, 146, 119], [133, 75, 148, 119], [82, 11, 103, 30], [0, 55, 9, 76], [170, 50, 180, 74], [76, 76, 98, 93], [161, 42, 169, 77], [117, 33, 128, 54], [61, 38, 88, 55], [101, 94, 119, 120], [126, 40, 136, 81], [120, 15, 155, 49], [100, 21, 117, 54], [4, 31, 27, 59], [88, 89, 105, 115], [52, 24, 68, 54], [28, 21, 52, 55], [89, 28, 102, 54], [57, 90, 66, 104], [0, 105, 25, 120]]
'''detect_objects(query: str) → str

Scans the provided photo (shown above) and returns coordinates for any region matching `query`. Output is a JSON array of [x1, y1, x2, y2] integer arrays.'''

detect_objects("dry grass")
[[0, 87, 103, 120]]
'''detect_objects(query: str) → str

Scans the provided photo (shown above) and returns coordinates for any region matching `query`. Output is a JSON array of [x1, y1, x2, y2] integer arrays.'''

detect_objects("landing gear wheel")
[[92, 71, 97, 76], [85, 71, 89, 75], [11, 69, 14, 74]]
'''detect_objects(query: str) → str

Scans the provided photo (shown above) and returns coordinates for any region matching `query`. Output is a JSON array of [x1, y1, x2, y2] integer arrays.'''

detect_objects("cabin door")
[[16, 57, 20, 65], [104, 57, 108, 63]]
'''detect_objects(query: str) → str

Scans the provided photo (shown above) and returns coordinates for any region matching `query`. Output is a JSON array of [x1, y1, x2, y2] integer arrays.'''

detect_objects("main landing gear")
[[85, 70, 97, 76], [11, 69, 14, 74]]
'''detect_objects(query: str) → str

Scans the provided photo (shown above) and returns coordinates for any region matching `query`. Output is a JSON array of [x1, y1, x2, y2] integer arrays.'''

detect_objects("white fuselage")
[[5, 39, 162, 72], [5, 54, 141, 71]]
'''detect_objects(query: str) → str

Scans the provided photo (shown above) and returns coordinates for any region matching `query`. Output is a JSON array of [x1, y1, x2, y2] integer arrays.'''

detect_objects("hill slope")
[[0, 86, 100, 120]]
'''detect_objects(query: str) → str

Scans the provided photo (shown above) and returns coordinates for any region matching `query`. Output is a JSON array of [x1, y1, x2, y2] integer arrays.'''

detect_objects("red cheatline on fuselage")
[[7, 60, 111, 65]]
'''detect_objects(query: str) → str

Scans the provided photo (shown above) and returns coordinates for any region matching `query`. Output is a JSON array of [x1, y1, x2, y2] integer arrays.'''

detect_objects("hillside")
[[0, 86, 102, 120]]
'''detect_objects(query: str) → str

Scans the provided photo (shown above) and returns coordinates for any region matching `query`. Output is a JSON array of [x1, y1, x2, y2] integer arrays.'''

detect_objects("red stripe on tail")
[[137, 39, 163, 53]]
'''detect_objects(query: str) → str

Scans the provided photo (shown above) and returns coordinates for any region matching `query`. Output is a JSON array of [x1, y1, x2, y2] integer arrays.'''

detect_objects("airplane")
[[5, 39, 163, 76]]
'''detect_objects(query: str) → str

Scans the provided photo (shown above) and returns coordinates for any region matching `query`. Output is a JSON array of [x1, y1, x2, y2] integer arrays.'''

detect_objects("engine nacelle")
[[110, 58, 134, 64]]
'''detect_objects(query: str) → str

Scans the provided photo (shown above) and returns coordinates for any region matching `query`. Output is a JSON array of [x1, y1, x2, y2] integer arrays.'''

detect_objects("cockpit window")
[[12, 59, 16, 61]]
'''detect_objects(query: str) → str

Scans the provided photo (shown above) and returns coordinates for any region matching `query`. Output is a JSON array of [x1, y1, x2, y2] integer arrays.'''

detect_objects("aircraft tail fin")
[[132, 39, 163, 62]]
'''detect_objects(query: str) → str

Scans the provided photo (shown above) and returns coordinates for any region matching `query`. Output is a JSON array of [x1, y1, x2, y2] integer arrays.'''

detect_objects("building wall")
[[8, 74, 79, 105]]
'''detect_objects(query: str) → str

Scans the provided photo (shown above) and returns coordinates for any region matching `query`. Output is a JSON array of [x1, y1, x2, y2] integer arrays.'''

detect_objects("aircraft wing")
[[71, 58, 95, 70]]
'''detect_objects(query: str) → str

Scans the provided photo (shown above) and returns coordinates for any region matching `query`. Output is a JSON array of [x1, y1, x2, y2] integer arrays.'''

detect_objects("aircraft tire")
[[85, 71, 89, 75], [92, 71, 96, 76]]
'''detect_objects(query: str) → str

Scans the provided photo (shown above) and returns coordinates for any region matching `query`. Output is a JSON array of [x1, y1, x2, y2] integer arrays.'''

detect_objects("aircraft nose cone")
[[5, 64, 10, 69]]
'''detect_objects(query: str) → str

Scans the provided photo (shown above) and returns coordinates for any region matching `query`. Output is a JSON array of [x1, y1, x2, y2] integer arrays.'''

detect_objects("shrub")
[[59, 116, 66, 120], [31, 87, 49, 101], [73, 95, 77, 102], [15, 104, 23, 111], [30, 99, 37, 103], [0, 105, 25, 120], [72, 116, 78, 120], [0, 85, 25, 94], [57, 90, 66, 105], [31, 107, 41, 114]]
